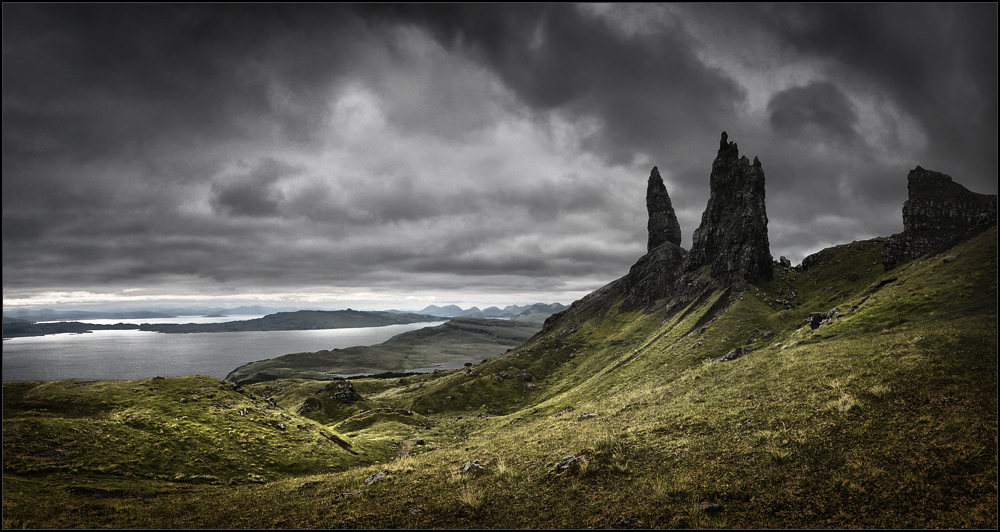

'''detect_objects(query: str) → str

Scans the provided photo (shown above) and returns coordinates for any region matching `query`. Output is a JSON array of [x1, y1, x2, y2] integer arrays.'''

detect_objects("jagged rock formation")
[[646, 166, 682, 251], [619, 240, 687, 312], [543, 132, 772, 322], [882, 166, 997, 271], [686, 132, 773, 284]]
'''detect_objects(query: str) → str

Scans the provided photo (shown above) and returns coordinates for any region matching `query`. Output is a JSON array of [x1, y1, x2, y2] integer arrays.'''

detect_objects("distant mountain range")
[[3, 303, 566, 324], [2, 305, 291, 322], [398, 302, 568, 318]]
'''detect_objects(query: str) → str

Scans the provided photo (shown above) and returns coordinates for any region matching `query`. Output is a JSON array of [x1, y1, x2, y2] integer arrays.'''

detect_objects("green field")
[[3, 227, 996, 528]]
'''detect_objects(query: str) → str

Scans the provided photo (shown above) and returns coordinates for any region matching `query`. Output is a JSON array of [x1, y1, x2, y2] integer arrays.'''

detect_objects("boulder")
[[700, 501, 723, 514], [715, 346, 743, 363], [807, 308, 840, 330], [554, 453, 588, 473]]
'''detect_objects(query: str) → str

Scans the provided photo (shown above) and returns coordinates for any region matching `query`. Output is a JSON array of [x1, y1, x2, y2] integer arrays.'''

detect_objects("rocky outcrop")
[[686, 132, 773, 284], [619, 240, 687, 312], [320, 380, 366, 403], [540, 132, 772, 327], [882, 167, 997, 270], [646, 166, 682, 251]]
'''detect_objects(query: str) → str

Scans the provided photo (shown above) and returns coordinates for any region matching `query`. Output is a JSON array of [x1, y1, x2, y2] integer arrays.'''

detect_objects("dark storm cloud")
[[358, 4, 746, 166], [211, 158, 298, 218], [759, 3, 998, 193], [768, 82, 860, 145], [3, 4, 996, 309]]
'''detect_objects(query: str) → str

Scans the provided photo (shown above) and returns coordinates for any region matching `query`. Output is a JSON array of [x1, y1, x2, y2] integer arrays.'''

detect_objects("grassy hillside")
[[3, 227, 996, 528]]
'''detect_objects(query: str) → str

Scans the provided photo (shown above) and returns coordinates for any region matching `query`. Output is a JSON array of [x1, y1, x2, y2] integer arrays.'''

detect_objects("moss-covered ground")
[[3, 228, 996, 528]]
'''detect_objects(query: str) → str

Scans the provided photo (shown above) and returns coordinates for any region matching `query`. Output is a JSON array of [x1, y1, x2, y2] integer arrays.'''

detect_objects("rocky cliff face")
[[646, 166, 682, 251], [882, 166, 997, 270], [619, 239, 687, 313], [685, 132, 773, 284], [543, 132, 775, 326]]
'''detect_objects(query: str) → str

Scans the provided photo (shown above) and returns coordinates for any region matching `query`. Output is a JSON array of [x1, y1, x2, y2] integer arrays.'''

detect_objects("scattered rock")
[[334, 490, 362, 501], [554, 453, 589, 473], [715, 346, 743, 363], [320, 380, 366, 403], [298, 480, 321, 489], [807, 308, 840, 330], [364, 470, 388, 485], [943, 253, 961, 263], [461, 460, 483, 473], [408, 507, 423, 515], [577, 413, 597, 420], [700, 501, 723, 515], [517, 373, 534, 382], [247, 392, 256, 400], [297, 397, 322, 415]]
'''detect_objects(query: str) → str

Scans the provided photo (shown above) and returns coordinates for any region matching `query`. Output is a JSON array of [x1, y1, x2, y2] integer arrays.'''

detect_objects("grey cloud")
[[768, 82, 860, 145], [211, 158, 298, 218], [359, 4, 745, 168], [3, 4, 995, 309], [760, 3, 997, 192]]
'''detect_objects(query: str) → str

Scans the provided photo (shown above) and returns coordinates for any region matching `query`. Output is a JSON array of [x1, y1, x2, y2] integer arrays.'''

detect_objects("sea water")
[[1, 319, 446, 382]]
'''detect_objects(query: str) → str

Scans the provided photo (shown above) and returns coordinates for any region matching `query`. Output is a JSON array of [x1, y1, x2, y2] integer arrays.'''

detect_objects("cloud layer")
[[3, 4, 996, 309]]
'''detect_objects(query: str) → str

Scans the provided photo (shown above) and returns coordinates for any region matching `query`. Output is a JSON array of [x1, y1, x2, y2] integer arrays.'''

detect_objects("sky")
[[3, 4, 997, 311]]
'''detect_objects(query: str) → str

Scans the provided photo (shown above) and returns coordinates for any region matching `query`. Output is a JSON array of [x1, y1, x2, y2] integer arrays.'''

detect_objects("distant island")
[[1, 306, 568, 339], [1, 309, 443, 338], [226, 312, 556, 384]]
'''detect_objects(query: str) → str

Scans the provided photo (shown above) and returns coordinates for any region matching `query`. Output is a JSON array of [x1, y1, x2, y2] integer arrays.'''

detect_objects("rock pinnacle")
[[646, 166, 682, 252]]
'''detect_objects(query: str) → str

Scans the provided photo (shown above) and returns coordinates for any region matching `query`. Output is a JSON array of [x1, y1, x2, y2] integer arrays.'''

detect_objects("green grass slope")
[[3, 228, 996, 528]]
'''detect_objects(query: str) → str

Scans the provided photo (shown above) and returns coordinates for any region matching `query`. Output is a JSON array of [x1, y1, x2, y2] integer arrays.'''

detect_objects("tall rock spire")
[[686, 132, 772, 284], [646, 166, 682, 252]]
